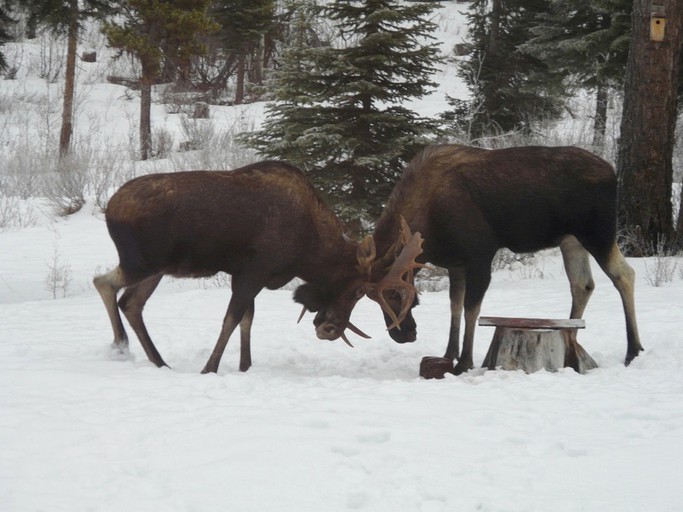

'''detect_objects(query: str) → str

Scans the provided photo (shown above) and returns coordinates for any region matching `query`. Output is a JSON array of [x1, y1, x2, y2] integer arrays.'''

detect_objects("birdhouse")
[[650, 4, 666, 42]]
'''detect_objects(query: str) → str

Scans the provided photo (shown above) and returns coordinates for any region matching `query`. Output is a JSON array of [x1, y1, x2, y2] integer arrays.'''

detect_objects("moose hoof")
[[451, 359, 473, 376], [419, 356, 454, 379], [624, 349, 643, 366]]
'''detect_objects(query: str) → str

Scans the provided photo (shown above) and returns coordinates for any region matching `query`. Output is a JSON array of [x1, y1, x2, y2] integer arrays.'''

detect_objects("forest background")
[[3, 3, 683, 511], [0, 0, 682, 249]]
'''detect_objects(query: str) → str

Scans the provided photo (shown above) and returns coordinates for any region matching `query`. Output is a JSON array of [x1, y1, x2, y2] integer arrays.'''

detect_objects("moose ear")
[[356, 235, 376, 274], [293, 283, 322, 312]]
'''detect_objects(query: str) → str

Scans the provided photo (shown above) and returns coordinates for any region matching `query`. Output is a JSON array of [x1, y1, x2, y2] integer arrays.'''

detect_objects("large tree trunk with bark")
[[253, 35, 264, 85], [616, 0, 683, 255], [235, 49, 246, 105], [592, 81, 608, 149], [140, 79, 152, 161], [59, 0, 78, 159]]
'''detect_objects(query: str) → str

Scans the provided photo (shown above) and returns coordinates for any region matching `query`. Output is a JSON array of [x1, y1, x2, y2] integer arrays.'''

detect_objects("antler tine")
[[340, 332, 355, 348], [297, 305, 307, 324], [347, 321, 371, 339], [356, 234, 377, 277]]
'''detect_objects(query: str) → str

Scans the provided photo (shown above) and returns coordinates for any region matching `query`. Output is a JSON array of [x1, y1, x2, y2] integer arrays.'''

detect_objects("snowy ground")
[[2, 202, 683, 512], [3, 2, 683, 511]]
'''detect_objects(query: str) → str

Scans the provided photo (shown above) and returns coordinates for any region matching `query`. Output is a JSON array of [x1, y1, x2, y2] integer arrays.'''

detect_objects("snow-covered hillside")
[[2, 3, 683, 512]]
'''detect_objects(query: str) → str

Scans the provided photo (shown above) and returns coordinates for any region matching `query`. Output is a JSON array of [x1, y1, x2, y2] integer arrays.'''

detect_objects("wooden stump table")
[[479, 316, 598, 374]]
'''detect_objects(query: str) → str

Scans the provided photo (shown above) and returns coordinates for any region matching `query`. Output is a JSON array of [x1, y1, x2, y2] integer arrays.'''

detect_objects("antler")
[[366, 217, 426, 331]]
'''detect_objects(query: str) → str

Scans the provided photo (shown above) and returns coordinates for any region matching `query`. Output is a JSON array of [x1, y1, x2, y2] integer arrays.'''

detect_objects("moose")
[[302, 144, 644, 375], [93, 161, 420, 373]]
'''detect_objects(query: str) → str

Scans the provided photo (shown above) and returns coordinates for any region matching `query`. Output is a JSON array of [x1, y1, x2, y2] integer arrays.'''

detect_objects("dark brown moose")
[[341, 144, 644, 375], [94, 161, 421, 373]]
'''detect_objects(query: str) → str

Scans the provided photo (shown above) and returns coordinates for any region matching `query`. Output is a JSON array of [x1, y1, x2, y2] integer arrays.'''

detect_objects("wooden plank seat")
[[478, 317, 585, 330]]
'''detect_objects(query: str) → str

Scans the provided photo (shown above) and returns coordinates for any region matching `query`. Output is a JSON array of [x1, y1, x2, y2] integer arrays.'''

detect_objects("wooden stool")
[[479, 316, 598, 374]]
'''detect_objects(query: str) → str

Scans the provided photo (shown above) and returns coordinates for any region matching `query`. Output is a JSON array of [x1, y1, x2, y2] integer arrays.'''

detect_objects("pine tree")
[[242, 0, 442, 226], [522, 0, 631, 147], [0, 2, 15, 72], [18, 0, 113, 157], [211, 0, 275, 104], [456, 0, 564, 139], [103, 0, 217, 160]]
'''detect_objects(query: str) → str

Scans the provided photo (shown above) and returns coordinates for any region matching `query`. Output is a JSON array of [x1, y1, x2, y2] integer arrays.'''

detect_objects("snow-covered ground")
[[3, 203, 683, 512], [3, 2, 683, 511]]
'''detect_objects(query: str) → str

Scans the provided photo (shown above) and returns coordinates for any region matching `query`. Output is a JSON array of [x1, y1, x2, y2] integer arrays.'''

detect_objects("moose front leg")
[[444, 266, 465, 361], [453, 303, 480, 375], [202, 275, 263, 374], [452, 263, 491, 375]]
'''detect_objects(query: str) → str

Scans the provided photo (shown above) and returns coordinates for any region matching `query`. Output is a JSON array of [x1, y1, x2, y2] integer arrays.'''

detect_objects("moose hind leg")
[[560, 236, 595, 319], [239, 301, 255, 372], [118, 273, 167, 367], [93, 266, 130, 353], [595, 242, 644, 365]]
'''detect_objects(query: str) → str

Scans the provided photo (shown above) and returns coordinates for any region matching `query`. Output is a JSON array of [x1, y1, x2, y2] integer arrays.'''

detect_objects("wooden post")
[[479, 317, 598, 374]]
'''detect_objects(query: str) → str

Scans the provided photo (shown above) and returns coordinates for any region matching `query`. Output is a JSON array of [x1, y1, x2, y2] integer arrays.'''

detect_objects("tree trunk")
[[489, 0, 501, 52], [161, 55, 175, 84], [592, 81, 608, 148], [253, 35, 264, 85], [235, 50, 247, 105], [140, 80, 152, 160], [26, 12, 38, 39], [616, 0, 683, 255], [482, 327, 598, 375], [58, 0, 79, 159], [678, 177, 683, 241]]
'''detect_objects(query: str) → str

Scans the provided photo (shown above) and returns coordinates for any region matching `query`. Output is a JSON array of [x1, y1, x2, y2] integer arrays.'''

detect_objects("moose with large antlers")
[[321, 144, 643, 375], [94, 161, 420, 373]]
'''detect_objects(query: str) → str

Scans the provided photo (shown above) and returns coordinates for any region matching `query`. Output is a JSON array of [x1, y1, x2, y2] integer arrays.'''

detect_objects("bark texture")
[[617, 0, 683, 254]]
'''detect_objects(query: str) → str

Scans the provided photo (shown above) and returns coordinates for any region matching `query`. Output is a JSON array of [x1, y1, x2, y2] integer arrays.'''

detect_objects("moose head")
[[294, 217, 425, 346]]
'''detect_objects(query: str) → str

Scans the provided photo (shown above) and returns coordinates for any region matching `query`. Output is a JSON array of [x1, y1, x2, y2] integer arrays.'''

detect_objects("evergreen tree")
[[0, 3, 14, 72], [522, 0, 631, 147], [103, 0, 217, 160], [242, 0, 442, 226], [211, 0, 275, 104], [456, 0, 564, 139], [18, 0, 113, 157]]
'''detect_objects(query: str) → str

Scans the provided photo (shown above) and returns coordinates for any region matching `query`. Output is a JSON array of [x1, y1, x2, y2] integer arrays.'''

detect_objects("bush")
[[0, 196, 39, 231]]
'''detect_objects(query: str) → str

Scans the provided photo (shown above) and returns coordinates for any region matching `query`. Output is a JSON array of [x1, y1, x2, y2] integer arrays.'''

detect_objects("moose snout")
[[383, 310, 417, 344], [313, 311, 342, 340], [389, 327, 417, 344], [316, 322, 341, 340]]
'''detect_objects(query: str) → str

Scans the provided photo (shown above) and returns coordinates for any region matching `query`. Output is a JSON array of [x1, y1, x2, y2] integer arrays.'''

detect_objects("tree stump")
[[479, 317, 598, 374]]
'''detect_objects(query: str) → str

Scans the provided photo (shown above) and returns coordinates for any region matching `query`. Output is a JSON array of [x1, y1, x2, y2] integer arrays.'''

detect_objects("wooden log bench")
[[479, 316, 598, 374]]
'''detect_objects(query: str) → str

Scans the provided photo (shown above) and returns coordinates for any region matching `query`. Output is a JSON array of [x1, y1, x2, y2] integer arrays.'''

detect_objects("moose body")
[[370, 144, 643, 374], [94, 161, 374, 373]]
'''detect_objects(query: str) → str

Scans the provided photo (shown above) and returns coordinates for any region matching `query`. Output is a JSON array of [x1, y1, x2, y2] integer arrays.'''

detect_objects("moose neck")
[[297, 203, 360, 286]]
